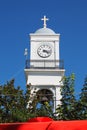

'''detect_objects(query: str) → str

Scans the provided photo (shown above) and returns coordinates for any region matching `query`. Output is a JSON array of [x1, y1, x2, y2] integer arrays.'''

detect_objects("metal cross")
[[41, 15, 49, 28]]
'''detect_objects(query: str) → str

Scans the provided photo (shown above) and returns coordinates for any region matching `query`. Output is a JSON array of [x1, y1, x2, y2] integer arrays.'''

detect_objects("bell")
[[41, 96, 48, 104]]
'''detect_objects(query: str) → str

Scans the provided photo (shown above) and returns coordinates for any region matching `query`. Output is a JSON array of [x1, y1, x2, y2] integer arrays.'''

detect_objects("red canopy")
[[0, 118, 87, 130], [27, 117, 53, 122]]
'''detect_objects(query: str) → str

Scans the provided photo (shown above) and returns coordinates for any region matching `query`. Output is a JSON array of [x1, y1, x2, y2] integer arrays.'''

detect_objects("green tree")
[[56, 74, 77, 120], [0, 80, 55, 123], [79, 76, 87, 119], [0, 79, 34, 122]]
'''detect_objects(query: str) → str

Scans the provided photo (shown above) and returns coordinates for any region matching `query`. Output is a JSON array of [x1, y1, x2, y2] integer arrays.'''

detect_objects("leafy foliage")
[[78, 76, 87, 119], [0, 79, 53, 122], [0, 79, 35, 122], [56, 74, 87, 120], [56, 74, 77, 120]]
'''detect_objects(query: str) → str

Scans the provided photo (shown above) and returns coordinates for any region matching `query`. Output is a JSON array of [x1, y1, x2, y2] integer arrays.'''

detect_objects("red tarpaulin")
[[27, 117, 53, 122], [0, 117, 87, 130]]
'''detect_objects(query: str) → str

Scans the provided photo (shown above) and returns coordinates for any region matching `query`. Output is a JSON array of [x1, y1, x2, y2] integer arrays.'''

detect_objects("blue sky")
[[0, 0, 87, 97]]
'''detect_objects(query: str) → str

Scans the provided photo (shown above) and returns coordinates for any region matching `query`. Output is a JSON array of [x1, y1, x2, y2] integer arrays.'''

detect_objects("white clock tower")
[[24, 16, 65, 112]]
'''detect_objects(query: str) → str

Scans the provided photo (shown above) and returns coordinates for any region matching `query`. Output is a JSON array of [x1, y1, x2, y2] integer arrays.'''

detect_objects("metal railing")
[[25, 60, 64, 69]]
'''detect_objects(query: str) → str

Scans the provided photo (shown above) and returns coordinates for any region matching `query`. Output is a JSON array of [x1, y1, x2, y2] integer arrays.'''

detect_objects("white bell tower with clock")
[[24, 16, 65, 112]]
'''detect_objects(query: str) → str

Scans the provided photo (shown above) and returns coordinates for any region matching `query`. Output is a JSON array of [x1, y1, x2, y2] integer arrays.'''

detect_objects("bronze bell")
[[41, 96, 48, 104]]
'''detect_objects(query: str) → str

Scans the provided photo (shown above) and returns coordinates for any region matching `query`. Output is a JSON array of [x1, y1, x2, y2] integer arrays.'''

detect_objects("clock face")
[[37, 44, 52, 58]]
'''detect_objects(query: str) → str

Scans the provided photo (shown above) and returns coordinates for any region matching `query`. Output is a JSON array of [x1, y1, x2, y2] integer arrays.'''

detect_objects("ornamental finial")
[[41, 15, 49, 28]]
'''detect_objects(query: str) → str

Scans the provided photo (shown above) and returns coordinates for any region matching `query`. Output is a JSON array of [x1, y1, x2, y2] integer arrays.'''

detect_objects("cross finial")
[[41, 15, 49, 28]]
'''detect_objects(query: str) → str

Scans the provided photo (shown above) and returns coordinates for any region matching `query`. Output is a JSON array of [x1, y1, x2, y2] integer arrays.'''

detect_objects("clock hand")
[[43, 50, 50, 54]]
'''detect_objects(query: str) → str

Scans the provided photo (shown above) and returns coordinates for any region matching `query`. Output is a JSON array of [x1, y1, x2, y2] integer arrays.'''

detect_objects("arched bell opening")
[[36, 89, 54, 109]]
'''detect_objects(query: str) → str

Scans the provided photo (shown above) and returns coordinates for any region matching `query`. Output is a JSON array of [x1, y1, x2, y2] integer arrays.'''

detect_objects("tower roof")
[[35, 27, 55, 34]]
